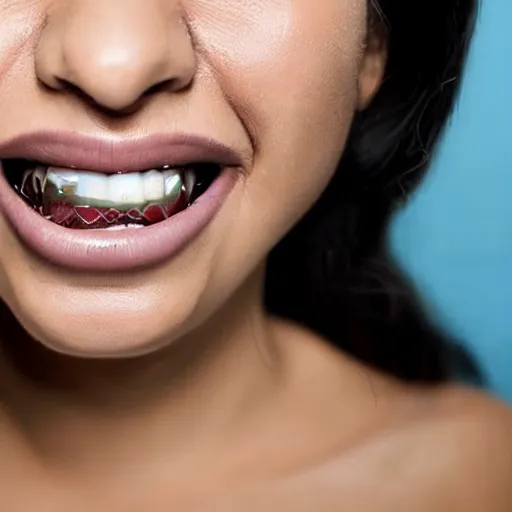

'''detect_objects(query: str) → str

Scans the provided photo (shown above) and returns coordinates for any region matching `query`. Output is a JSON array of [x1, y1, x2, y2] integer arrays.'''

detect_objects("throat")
[[0, 298, 280, 484]]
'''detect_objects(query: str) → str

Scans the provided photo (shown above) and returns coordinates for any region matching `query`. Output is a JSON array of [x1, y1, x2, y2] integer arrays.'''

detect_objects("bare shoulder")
[[385, 385, 512, 511], [212, 385, 512, 512], [309, 385, 512, 512], [418, 384, 512, 454]]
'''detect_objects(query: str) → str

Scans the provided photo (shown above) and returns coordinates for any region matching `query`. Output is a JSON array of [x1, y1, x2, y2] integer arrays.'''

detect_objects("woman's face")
[[0, 0, 385, 357]]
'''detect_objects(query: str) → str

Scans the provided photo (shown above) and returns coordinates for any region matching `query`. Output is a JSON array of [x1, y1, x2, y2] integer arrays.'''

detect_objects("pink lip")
[[0, 131, 243, 172], [0, 132, 241, 271]]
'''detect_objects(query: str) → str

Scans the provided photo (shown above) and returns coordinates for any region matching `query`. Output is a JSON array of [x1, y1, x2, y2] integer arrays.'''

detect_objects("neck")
[[0, 268, 283, 482]]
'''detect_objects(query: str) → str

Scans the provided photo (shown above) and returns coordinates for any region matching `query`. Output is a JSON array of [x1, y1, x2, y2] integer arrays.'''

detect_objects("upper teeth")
[[32, 167, 196, 208]]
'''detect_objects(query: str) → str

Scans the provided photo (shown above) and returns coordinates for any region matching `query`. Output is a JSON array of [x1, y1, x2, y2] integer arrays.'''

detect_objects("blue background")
[[390, 0, 512, 401]]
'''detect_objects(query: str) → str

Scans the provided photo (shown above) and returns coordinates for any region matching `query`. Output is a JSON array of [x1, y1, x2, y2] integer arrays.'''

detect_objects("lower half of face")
[[0, 0, 381, 357]]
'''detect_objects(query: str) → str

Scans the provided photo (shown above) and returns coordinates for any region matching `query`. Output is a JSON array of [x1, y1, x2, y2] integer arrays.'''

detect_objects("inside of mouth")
[[2, 159, 221, 229]]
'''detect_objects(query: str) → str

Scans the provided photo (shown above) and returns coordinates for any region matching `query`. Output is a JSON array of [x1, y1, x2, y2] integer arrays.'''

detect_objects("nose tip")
[[35, 2, 196, 112]]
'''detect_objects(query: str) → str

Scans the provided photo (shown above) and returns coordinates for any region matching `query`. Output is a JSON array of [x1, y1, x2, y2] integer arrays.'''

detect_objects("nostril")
[[142, 78, 178, 98], [50, 78, 150, 117], [46, 75, 191, 118]]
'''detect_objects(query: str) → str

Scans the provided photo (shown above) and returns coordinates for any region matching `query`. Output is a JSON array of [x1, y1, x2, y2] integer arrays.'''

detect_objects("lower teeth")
[[104, 224, 145, 230], [5, 163, 216, 229]]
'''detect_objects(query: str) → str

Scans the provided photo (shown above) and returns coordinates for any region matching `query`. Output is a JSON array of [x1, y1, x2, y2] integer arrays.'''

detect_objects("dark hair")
[[265, 0, 481, 383]]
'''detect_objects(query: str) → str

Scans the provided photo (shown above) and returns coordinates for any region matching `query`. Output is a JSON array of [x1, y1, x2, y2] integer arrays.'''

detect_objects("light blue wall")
[[390, 0, 512, 401]]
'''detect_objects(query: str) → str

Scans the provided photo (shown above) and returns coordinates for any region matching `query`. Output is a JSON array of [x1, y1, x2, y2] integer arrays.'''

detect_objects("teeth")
[[143, 170, 165, 201], [184, 170, 196, 201], [78, 173, 111, 202], [163, 170, 183, 199], [32, 166, 47, 193], [108, 173, 145, 205], [42, 167, 186, 208], [45, 168, 80, 194], [19, 165, 46, 202], [104, 224, 145, 231]]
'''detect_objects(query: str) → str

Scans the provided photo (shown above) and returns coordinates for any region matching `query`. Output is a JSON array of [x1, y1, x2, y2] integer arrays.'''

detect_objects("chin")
[[3, 274, 205, 359]]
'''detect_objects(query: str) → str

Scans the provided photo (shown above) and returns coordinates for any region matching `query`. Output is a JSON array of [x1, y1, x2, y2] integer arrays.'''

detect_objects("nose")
[[35, 0, 196, 113]]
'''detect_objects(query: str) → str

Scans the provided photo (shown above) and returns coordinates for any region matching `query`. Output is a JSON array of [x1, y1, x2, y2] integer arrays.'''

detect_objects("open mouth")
[[2, 159, 222, 230], [0, 132, 241, 270]]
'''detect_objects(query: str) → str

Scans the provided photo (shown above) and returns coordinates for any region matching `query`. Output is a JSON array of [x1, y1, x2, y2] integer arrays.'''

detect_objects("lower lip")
[[0, 165, 238, 272]]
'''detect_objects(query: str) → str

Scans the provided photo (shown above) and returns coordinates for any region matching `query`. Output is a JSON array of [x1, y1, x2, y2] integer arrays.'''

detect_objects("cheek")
[[0, 6, 42, 95], [190, 0, 292, 66], [189, 0, 366, 69], [190, 0, 366, 262]]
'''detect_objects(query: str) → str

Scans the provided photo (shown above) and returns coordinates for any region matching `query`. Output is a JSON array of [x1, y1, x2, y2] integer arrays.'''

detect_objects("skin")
[[0, 0, 510, 509]]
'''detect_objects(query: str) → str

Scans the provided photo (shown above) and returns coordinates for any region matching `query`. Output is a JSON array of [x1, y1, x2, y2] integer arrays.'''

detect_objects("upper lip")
[[0, 132, 243, 173]]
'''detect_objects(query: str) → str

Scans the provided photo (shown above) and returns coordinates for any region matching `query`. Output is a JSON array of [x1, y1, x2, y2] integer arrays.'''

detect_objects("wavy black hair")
[[265, 0, 481, 383]]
